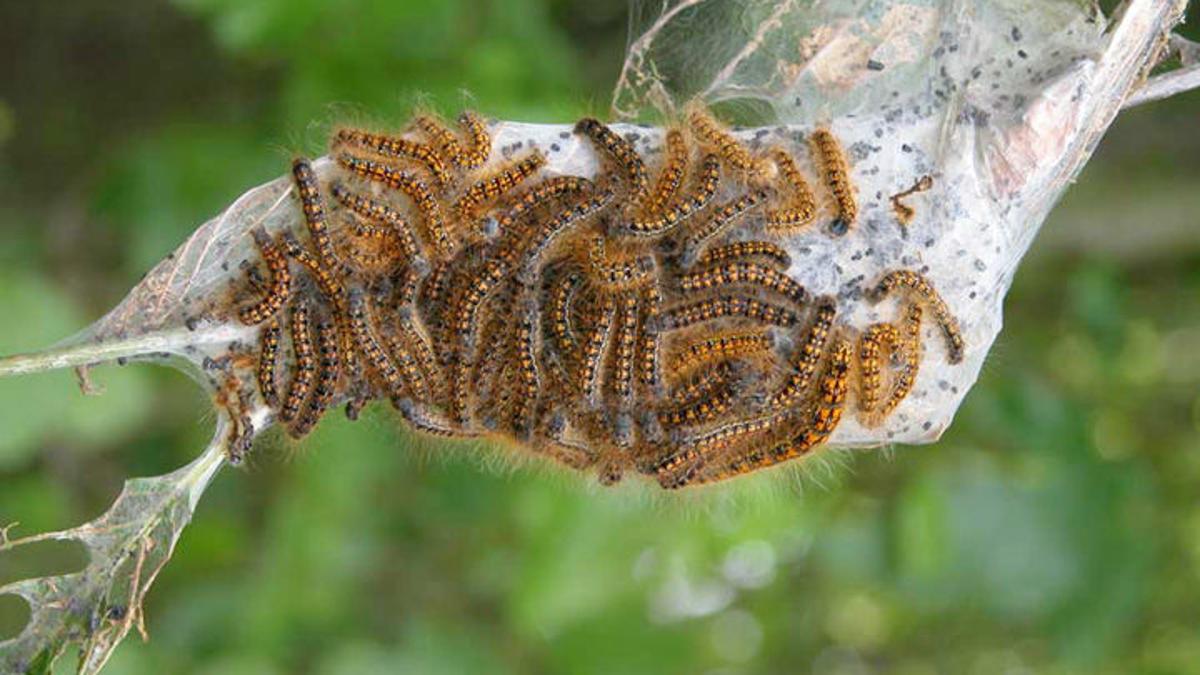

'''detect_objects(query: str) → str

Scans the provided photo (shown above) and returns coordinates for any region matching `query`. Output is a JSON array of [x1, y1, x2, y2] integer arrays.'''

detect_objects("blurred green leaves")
[[0, 272, 153, 471]]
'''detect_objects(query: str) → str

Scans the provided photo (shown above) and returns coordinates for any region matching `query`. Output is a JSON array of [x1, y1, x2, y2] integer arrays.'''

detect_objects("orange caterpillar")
[[810, 129, 858, 235], [224, 107, 964, 488]]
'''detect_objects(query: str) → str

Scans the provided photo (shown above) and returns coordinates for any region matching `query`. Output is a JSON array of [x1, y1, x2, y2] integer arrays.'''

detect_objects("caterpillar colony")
[[226, 105, 965, 489]]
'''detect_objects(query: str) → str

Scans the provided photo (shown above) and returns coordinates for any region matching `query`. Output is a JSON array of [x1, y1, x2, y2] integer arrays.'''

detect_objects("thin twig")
[[1123, 62, 1200, 108]]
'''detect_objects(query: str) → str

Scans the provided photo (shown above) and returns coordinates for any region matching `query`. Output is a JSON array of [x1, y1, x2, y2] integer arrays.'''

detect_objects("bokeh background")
[[1, 1, 1199, 673]]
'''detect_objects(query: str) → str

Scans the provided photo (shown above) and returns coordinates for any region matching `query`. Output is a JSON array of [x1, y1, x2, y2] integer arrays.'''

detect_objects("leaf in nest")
[[0, 437, 224, 674]]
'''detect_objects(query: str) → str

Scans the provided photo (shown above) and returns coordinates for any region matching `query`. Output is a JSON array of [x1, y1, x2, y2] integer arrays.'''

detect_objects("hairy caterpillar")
[[809, 129, 858, 235]]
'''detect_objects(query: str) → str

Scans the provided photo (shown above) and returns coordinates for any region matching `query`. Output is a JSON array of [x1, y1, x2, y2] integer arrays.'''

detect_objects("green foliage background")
[[1, 1, 1199, 672]]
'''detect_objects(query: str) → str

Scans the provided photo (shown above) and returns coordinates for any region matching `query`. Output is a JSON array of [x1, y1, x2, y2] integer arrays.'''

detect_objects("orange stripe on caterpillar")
[[678, 190, 769, 265], [677, 260, 808, 306], [764, 148, 817, 231], [769, 298, 837, 410], [810, 129, 858, 235], [624, 154, 720, 236], [292, 158, 343, 275], [453, 150, 546, 220], [292, 314, 341, 438], [237, 229, 291, 326], [256, 318, 282, 408], [280, 302, 315, 426], [575, 117, 649, 199], [642, 128, 688, 217], [658, 293, 801, 331], [868, 270, 964, 363], [331, 128, 452, 187], [330, 181, 422, 262], [336, 154, 454, 258], [687, 105, 758, 173], [696, 240, 791, 269]]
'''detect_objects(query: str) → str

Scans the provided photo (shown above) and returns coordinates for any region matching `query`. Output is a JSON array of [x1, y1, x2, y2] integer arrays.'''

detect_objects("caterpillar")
[[575, 117, 649, 198], [292, 158, 343, 275], [332, 128, 452, 188], [657, 293, 801, 331], [687, 104, 758, 174], [625, 154, 720, 236], [856, 322, 902, 415], [453, 150, 546, 220], [810, 129, 858, 235], [347, 289, 406, 401], [224, 107, 964, 488], [336, 154, 454, 258], [642, 128, 688, 217], [676, 260, 809, 306], [769, 299, 837, 410], [256, 318, 282, 408], [413, 110, 491, 169], [635, 284, 664, 396], [279, 301, 314, 426], [765, 148, 818, 231], [510, 294, 542, 439], [609, 292, 641, 405], [696, 240, 791, 270], [868, 270, 964, 363], [873, 303, 924, 422], [292, 315, 341, 438], [330, 181, 422, 261], [237, 229, 291, 326], [679, 189, 769, 264], [668, 331, 773, 379], [574, 291, 617, 405]]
